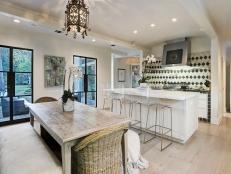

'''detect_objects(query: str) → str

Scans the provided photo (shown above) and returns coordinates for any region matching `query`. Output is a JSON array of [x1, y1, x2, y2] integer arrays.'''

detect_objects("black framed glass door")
[[73, 56, 97, 107], [0, 46, 33, 126]]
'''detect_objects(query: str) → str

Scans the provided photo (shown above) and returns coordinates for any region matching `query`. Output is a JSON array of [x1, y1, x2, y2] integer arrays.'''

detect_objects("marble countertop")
[[106, 88, 200, 100], [29, 102, 130, 144]]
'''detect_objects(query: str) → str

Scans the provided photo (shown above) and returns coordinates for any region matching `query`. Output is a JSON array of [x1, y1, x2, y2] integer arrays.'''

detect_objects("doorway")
[[0, 45, 33, 126], [73, 55, 97, 107]]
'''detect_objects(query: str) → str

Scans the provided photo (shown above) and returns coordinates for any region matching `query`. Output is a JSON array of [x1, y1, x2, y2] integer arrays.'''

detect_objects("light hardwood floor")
[[1, 118, 231, 174], [141, 117, 231, 174]]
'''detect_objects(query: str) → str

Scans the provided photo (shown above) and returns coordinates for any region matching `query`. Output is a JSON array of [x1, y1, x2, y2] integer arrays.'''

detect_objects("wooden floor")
[[1, 117, 231, 174], [141, 117, 231, 174]]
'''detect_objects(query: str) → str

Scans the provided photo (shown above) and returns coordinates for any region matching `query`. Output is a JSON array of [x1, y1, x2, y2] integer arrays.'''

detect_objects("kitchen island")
[[107, 88, 200, 143]]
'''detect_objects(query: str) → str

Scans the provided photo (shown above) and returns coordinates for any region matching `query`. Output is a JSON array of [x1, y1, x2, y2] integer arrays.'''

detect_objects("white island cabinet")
[[107, 88, 200, 144]]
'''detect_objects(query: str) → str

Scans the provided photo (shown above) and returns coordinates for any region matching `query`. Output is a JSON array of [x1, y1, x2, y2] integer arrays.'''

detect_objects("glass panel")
[[0, 97, 10, 122], [74, 78, 84, 92], [131, 65, 140, 88], [87, 92, 96, 107], [0, 72, 8, 97], [87, 59, 96, 75], [0, 47, 10, 72], [15, 73, 32, 96], [13, 49, 32, 72], [88, 75, 96, 91], [74, 92, 85, 104], [74, 56, 85, 74], [13, 96, 31, 120]]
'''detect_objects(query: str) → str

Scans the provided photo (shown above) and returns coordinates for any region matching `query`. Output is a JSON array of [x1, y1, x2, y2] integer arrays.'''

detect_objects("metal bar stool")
[[111, 94, 123, 115], [143, 103, 158, 143], [143, 104, 173, 151], [129, 99, 143, 135], [118, 94, 143, 135]]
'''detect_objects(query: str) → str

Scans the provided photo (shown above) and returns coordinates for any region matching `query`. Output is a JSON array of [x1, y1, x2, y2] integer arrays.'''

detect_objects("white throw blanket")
[[126, 130, 149, 174]]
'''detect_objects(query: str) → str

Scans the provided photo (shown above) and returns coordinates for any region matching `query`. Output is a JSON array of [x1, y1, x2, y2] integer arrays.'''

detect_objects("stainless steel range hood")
[[162, 38, 191, 68]]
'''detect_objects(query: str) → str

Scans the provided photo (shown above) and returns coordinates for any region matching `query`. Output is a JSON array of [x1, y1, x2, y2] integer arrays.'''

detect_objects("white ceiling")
[[200, 0, 231, 43], [0, 0, 207, 48]]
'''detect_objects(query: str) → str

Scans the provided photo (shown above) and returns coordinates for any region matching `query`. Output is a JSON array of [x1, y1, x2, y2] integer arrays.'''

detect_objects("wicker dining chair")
[[72, 124, 128, 174], [34, 97, 57, 103]]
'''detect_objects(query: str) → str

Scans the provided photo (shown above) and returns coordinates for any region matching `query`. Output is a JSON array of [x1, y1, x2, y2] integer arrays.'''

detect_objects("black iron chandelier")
[[64, 0, 89, 39]]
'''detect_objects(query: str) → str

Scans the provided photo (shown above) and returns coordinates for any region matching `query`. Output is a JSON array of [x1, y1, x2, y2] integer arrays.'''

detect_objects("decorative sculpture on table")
[[62, 65, 83, 112]]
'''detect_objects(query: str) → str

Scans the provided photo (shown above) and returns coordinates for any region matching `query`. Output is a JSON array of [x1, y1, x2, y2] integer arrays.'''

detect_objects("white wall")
[[0, 25, 112, 108], [210, 37, 223, 124]]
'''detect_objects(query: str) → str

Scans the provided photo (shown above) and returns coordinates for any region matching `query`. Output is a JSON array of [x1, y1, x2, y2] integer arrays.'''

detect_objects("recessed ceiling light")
[[150, 23, 156, 27], [133, 30, 138, 34], [171, 18, 178, 22], [92, 38, 96, 42], [13, 19, 21, 23]]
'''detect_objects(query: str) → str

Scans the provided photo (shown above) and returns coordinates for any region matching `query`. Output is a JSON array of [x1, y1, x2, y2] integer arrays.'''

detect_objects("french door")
[[0, 45, 33, 126], [73, 56, 97, 107]]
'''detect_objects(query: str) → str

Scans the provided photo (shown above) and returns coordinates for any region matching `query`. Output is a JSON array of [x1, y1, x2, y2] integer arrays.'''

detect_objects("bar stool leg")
[[160, 106, 173, 151], [155, 105, 158, 137], [111, 99, 114, 112], [143, 105, 151, 143], [161, 108, 165, 151], [103, 98, 106, 109], [171, 108, 173, 139], [129, 102, 133, 118], [119, 100, 122, 115], [139, 103, 142, 135]]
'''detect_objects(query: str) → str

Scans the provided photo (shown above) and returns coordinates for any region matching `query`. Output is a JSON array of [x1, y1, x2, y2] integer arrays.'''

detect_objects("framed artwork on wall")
[[118, 68, 126, 82], [44, 55, 66, 87]]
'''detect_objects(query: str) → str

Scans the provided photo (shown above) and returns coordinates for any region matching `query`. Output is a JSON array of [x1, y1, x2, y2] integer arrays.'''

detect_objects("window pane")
[[13, 96, 31, 120], [88, 75, 96, 91], [0, 97, 10, 122], [0, 47, 10, 72], [15, 73, 32, 96], [13, 49, 32, 72], [74, 92, 85, 104], [74, 78, 84, 92], [0, 72, 8, 97], [74, 56, 85, 74], [87, 59, 96, 75], [87, 92, 96, 107]]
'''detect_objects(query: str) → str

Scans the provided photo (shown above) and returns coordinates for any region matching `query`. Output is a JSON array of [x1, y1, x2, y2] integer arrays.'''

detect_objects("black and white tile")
[[143, 51, 211, 89]]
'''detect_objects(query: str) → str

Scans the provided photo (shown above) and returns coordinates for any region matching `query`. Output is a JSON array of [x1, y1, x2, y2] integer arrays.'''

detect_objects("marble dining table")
[[28, 101, 130, 174]]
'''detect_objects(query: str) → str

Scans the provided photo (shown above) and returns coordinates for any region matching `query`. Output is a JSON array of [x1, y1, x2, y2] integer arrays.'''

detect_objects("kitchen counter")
[[106, 88, 200, 143], [107, 88, 200, 100]]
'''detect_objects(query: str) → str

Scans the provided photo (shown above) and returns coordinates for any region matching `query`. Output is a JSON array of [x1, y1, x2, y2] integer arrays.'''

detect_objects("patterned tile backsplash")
[[143, 51, 211, 89]]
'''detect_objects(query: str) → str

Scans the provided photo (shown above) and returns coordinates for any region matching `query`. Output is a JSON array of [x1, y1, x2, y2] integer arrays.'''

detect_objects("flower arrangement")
[[62, 65, 83, 111]]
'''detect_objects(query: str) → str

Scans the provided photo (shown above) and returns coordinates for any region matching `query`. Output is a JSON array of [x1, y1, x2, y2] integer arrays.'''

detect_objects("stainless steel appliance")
[[162, 38, 190, 67]]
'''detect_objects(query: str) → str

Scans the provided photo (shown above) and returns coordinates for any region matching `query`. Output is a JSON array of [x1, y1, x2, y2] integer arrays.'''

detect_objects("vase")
[[140, 83, 148, 88], [63, 99, 74, 112]]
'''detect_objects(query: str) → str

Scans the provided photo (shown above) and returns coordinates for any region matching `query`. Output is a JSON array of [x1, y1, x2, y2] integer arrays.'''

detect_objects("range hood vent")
[[162, 38, 190, 67]]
